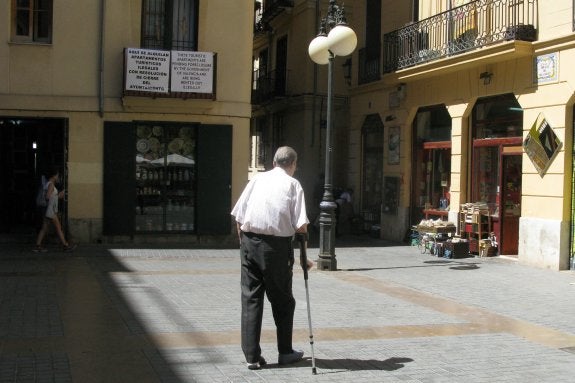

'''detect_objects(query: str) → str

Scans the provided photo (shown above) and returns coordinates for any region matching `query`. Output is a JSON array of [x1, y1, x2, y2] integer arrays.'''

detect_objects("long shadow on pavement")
[[267, 356, 414, 372]]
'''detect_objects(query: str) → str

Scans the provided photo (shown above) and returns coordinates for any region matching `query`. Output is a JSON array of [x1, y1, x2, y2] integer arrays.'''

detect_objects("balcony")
[[358, 46, 381, 85], [383, 0, 538, 73], [255, 0, 294, 33], [251, 69, 287, 105]]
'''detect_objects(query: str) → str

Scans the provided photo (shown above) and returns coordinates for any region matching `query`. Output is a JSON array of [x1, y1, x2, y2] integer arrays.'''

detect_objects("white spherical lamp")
[[327, 24, 357, 57], [308, 34, 330, 65]]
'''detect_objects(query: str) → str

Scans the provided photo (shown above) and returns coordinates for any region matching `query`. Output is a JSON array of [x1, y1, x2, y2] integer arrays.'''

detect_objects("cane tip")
[[312, 367, 317, 375]]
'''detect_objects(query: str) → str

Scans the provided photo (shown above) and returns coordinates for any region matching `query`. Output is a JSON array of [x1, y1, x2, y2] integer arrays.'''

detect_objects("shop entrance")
[[411, 105, 452, 225], [471, 94, 523, 256], [0, 118, 67, 243], [501, 152, 522, 254]]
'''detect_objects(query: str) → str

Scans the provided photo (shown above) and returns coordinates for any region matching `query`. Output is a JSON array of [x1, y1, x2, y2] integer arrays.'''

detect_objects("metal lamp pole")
[[308, 0, 356, 270]]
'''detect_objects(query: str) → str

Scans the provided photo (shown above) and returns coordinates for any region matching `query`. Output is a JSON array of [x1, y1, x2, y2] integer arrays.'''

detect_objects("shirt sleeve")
[[230, 178, 255, 223], [292, 181, 309, 230]]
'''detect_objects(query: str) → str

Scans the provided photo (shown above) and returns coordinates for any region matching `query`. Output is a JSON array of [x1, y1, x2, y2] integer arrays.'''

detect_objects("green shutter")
[[196, 124, 232, 234], [103, 122, 136, 235]]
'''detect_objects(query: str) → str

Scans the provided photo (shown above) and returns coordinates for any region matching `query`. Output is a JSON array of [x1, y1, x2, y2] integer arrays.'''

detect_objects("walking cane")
[[296, 233, 317, 375]]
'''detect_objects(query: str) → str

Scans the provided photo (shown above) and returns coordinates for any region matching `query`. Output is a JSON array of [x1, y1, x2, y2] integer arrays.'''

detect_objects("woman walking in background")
[[33, 168, 76, 252]]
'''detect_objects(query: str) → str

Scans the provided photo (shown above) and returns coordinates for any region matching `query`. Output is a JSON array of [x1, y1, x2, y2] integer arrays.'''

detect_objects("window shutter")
[[103, 122, 136, 235], [196, 124, 232, 234]]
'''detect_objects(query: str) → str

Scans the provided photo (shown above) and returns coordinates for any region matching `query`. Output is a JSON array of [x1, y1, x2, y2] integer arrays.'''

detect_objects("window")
[[249, 117, 267, 171], [365, 0, 381, 59], [141, 0, 198, 51], [275, 36, 287, 95], [361, 114, 384, 218], [12, 0, 53, 43]]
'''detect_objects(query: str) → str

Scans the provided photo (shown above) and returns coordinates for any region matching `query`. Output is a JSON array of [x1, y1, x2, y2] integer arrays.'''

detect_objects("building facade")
[[249, 0, 575, 271], [0, 1, 254, 244], [251, 0, 361, 230], [348, 0, 575, 270]]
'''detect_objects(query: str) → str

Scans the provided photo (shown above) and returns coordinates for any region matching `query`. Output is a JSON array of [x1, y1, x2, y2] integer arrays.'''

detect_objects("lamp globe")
[[308, 34, 330, 65], [327, 24, 357, 57]]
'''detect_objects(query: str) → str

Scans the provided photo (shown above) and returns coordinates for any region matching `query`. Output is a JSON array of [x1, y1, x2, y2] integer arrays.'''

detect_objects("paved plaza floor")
[[1, 237, 575, 382]]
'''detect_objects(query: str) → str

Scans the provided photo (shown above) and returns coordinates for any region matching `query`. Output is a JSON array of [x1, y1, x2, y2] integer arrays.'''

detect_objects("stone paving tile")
[[1, 242, 575, 382], [339, 245, 575, 334], [0, 353, 72, 383], [0, 277, 63, 339], [143, 334, 575, 383], [91, 256, 466, 336]]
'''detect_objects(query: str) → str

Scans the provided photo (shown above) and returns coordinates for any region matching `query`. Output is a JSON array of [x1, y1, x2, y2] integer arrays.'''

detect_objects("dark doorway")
[[0, 118, 67, 242], [501, 153, 521, 255]]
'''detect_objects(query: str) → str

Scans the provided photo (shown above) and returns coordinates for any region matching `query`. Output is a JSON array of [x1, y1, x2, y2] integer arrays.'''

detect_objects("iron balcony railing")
[[383, 0, 537, 73], [251, 69, 287, 104], [255, 0, 294, 32], [358, 46, 381, 85]]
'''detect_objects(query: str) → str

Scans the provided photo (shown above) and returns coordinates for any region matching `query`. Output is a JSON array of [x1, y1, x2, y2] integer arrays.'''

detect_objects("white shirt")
[[231, 167, 309, 237]]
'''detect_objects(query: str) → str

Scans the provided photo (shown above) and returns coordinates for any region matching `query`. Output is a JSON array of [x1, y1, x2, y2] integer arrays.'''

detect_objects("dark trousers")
[[240, 232, 295, 363]]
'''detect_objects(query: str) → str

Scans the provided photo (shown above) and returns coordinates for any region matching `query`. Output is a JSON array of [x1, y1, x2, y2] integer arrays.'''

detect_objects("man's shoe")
[[278, 350, 304, 365], [247, 356, 267, 370]]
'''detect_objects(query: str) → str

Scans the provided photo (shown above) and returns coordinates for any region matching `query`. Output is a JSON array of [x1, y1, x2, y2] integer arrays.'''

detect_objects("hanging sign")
[[523, 113, 562, 176], [125, 48, 170, 93], [170, 51, 214, 93]]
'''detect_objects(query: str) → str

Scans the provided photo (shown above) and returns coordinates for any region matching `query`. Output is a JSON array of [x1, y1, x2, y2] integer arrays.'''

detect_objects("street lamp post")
[[308, 0, 357, 271]]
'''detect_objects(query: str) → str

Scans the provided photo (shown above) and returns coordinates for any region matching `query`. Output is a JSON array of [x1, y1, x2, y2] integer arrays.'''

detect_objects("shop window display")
[[411, 106, 452, 224], [135, 124, 196, 232], [473, 146, 499, 216]]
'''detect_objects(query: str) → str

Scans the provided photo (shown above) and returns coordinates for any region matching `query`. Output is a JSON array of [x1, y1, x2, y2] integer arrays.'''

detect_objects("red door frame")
[[471, 137, 522, 253]]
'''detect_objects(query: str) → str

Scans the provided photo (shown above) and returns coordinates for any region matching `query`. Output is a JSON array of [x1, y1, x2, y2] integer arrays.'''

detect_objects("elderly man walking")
[[231, 146, 311, 370]]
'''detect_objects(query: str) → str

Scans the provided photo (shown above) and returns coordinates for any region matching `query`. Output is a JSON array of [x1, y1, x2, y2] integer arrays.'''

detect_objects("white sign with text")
[[170, 51, 214, 93], [125, 48, 170, 93]]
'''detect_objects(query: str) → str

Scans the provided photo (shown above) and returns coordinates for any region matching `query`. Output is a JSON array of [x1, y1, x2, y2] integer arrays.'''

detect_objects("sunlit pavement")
[[1, 237, 574, 382]]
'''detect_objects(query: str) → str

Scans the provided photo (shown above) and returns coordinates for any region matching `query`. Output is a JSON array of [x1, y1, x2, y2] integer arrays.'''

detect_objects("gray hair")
[[273, 146, 298, 168]]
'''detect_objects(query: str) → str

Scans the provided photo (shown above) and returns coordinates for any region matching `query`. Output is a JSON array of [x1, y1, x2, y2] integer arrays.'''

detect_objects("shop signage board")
[[523, 113, 562, 176]]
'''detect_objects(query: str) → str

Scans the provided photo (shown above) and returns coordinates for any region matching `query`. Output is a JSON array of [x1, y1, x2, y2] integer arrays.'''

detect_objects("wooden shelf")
[[458, 209, 491, 254]]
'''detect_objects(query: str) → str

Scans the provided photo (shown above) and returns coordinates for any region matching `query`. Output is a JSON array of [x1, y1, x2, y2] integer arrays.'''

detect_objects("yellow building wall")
[[0, 0, 254, 242], [350, 0, 575, 268]]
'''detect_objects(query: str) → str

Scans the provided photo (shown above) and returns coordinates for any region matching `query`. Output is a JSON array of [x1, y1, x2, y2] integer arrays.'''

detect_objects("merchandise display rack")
[[458, 203, 491, 254]]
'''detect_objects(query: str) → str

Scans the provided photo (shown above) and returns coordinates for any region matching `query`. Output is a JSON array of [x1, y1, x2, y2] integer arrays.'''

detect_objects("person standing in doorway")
[[33, 167, 76, 252], [231, 146, 311, 370]]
